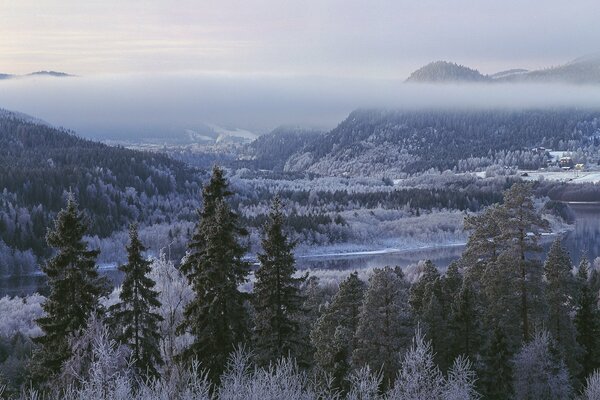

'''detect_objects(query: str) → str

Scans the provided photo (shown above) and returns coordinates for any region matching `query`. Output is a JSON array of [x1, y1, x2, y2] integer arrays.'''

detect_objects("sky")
[[1, 0, 600, 139], [2, 0, 600, 78]]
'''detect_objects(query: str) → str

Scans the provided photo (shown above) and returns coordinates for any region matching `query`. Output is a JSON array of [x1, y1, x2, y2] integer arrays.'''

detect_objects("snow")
[[520, 169, 600, 184]]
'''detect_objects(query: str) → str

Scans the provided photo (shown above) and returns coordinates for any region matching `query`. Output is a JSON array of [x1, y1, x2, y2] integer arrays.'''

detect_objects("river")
[[2, 202, 599, 297]]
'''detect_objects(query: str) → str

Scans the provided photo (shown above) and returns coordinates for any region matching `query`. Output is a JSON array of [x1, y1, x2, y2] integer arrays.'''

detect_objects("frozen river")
[[2, 202, 599, 297]]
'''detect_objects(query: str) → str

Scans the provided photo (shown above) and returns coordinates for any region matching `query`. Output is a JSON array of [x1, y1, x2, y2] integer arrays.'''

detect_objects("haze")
[[1, 75, 600, 140]]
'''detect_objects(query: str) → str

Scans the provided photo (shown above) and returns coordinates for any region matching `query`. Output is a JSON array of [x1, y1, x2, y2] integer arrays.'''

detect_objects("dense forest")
[[284, 108, 600, 176], [0, 170, 599, 399]]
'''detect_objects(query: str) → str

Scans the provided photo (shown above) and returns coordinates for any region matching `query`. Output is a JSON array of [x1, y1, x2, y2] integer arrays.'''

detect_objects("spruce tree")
[[177, 166, 250, 381], [32, 194, 108, 384], [310, 272, 366, 390], [253, 197, 304, 365], [109, 224, 163, 380], [543, 239, 580, 377], [353, 266, 412, 386], [575, 256, 600, 383], [449, 278, 482, 362], [479, 327, 513, 400]]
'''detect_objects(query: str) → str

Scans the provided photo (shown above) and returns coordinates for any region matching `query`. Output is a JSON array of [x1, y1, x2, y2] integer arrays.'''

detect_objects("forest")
[[0, 167, 598, 399]]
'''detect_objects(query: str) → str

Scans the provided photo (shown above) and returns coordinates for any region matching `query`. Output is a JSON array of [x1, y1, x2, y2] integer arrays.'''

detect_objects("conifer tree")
[[479, 327, 513, 400], [253, 197, 305, 365], [512, 330, 572, 400], [310, 272, 366, 390], [448, 278, 482, 362], [496, 182, 549, 340], [353, 266, 412, 386], [177, 166, 250, 381], [543, 239, 580, 377], [109, 224, 163, 380], [575, 256, 600, 382], [32, 193, 108, 383]]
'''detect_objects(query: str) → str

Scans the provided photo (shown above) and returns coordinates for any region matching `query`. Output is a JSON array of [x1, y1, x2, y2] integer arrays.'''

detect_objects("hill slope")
[[284, 108, 600, 177], [406, 61, 489, 83], [0, 109, 203, 274]]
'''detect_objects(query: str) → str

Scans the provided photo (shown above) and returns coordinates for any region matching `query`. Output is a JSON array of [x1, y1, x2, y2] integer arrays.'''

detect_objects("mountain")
[[0, 109, 203, 275], [408, 54, 600, 84], [284, 108, 600, 177], [406, 61, 489, 83], [26, 71, 74, 78], [0, 71, 73, 80], [495, 54, 600, 84]]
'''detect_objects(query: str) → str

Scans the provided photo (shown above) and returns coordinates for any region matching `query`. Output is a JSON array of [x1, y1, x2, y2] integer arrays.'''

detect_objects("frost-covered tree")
[[148, 251, 194, 374], [442, 356, 480, 400], [311, 272, 365, 390], [463, 204, 503, 264], [388, 327, 444, 400], [543, 239, 580, 377], [512, 330, 572, 400], [575, 256, 600, 382], [581, 370, 600, 400], [353, 267, 412, 386], [109, 224, 163, 380], [253, 197, 305, 366], [178, 166, 250, 381], [32, 194, 108, 385]]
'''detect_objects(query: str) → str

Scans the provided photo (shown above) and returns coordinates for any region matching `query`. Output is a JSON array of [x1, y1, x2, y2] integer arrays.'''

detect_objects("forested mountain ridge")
[[406, 61, 489, 83], [284, 108, 600, 176], [0, 110, 204, 274], [407, 54, 600, 84]]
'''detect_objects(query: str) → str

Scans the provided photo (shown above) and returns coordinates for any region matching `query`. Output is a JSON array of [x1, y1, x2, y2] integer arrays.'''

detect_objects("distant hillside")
[[284, 108, 600, 177], [495, 54, 600, 84], [0, 109, 203, 275], [0, 71, 73, 80], [241, 126, 322, 171], [408, 54, 600, 84], [406, 61, 489, 83]]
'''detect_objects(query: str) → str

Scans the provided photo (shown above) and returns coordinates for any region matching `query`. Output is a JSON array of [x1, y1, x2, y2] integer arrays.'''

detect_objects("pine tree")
[[109, 224, 163, 380], [543, 239, 580, 378], [32, 194, 108, 384], [253, 197, 305, 366], [575, 256, 600, 383], [496, 182, 549, 341], [353, 266, 413, 386], [177, 166, 250, 381], [463, 204, 503, 264], [310, 272, 366, 390]]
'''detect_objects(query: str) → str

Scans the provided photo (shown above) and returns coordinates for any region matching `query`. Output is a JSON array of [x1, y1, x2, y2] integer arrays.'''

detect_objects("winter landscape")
[[4, 1, 600, 399]]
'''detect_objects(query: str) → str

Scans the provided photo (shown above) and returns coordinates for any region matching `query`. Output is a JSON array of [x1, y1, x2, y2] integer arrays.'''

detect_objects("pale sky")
[[2, 0, 600, 78]]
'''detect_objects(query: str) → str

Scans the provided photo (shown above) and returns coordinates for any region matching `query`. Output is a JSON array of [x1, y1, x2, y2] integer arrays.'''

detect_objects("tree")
[[353, 267, 412, 386], [310, 272, 365, 390], [253, 197, 305, 365], [448, 278, 482, 362], [496, 182, 549, 341], [575, 256, 600, 382], [443, 356, 481, 400], [512, 330, 572, 400], [388, 327, 445, 400], [463, 204, 503, 264], [32, 194, 108, 384], [543, 239, 580, 377], [479, 327, 513, 400], [109, 224, 163, 380], [177, 166, 250, 381]]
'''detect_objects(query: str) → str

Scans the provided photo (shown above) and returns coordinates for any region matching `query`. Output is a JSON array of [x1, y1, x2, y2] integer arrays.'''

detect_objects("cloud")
[[0, 74, 599, 140]]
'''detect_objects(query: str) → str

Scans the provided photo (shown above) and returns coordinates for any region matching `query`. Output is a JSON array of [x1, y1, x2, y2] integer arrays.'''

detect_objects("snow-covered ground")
[[520, 169, 600, 183]]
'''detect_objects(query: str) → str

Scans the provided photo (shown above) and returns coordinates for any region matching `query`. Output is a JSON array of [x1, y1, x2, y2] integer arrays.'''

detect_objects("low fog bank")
[[1, 73, 600, 140]]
